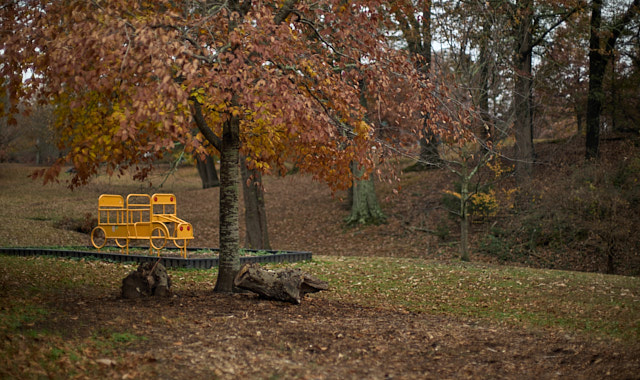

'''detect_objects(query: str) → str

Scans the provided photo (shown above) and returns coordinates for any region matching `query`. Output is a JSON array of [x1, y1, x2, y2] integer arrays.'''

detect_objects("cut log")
[[233, 263, 328, 304], [121, 260, 172, 299]]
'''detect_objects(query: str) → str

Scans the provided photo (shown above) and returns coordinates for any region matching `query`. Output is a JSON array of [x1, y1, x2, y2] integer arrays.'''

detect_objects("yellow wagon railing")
[[90, 193, 194, 258]]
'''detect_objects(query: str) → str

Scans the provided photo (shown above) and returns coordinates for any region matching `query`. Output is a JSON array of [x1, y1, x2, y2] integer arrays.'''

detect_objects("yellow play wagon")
[[90, 193, 194, 257]]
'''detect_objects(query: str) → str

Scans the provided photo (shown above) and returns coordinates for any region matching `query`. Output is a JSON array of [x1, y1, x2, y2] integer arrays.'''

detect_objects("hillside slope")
[[1, 135, 638, 275]]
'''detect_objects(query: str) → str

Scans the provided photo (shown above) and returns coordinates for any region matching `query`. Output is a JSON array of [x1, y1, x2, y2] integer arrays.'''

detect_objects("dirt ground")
[[19, 285, 639, 380]]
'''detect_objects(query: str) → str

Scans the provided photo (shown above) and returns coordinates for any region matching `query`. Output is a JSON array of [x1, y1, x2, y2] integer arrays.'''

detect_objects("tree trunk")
[[196, 155, 220, 189], [234, 263, 328, 304], [404, 129, 441, 172], [513, 0, 534, 180], [575, 105, 585, 135], [413, 0, 441, 170], [586, 0, 605, 160], [214, 115, 241, 293], [459, 169, 470, 262], [478, 17, 492, 144], [399, 0, 441, 172], [241, 157, 271, 250], [345, 162, 386, 225]]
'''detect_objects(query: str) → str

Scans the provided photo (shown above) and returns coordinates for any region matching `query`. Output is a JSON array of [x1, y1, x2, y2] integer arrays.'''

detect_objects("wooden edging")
[[0, 247, 312, 269]]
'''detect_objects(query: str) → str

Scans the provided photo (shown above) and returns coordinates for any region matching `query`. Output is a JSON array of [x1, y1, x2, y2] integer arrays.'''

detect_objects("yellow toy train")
[[90, 193, 194, 257]]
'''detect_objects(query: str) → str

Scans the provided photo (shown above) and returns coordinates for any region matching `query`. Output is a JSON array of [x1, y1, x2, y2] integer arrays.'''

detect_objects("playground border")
[[0, 247, 312, 269]]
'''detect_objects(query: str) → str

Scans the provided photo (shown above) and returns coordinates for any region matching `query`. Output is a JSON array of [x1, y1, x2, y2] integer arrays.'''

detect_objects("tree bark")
[[196, 155, 220, 189], [478, 17, 493, 144], [513, 0, 535, 180], [121, 261, 172, 299], [404, 129, 441, 172], [586, 0, 605, 160], [460, 173, 470, 262], [214, 115, 242, 293], [414, 0, 441, 169], [234, 263, 328, 304], [345, 162, 386, 225], [241, 157, 271, 250]]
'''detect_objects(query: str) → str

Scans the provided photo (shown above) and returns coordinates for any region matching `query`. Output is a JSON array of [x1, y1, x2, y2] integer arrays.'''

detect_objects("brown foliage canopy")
[[1, 0, 462, 189]]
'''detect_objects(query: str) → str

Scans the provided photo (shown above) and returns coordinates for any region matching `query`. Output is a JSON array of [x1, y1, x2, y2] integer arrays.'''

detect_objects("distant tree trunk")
[[404, 128, 440, 171], [586, 0, 640, 159], [346, 77, 386, 226], [478, 18, 493, 144], [460, 175, 470, 262], [609, 55, 618, 132], [214, 115, 241, 293], [345, 162, 386, 225], [586, 0, 605, 159], [399, 0, 441, 172], [241, 157, 270, 250], [513, 0, 535, 180], [196, 155, 220, 189], [575, 104, 585, 134], [415, 0, 441, 169]]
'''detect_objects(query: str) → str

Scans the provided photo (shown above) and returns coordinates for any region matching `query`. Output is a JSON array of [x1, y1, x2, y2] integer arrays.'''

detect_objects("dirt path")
[[41, 289, 639, 379]]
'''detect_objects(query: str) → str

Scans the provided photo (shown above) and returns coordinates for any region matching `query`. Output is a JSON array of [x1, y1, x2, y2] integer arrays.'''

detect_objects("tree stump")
[[121, 261, 172, 299], [233, 263, 328, 304]]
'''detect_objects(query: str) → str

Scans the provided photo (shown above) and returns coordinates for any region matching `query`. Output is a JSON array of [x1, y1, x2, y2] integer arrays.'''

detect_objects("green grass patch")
[[1, 254, 638, 344], [0, 304, 49, 332], [281, 256, 640, 342]]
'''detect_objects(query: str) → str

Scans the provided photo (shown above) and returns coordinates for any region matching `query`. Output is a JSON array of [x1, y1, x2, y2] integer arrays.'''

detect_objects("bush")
[[480, 150, 640, 275], [441, 182, 499, 222]]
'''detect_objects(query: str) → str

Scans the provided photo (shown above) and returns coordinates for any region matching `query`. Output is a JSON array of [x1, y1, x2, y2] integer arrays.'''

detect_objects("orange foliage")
[[1, 0, 463, 189]]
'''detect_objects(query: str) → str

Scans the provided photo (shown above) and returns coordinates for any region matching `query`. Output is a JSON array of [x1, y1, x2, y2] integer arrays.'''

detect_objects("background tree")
[[391, 0, 443, 172], [432, 0, 513, 142], [586, 0, 640, 159], [1, 0, 456, 291], [602, 23, 640, 134], [535, 17, 590, 137], [241, 157, 270, 249], [433, 0, 583, 179], [195, 155, 220, 189], [442, 144, 496, 261], [508, 0, 584, 179]]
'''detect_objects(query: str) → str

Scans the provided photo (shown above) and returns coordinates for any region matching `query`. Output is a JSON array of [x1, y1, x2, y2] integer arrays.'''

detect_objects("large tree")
[[585, 0, 640, 159], [434, 0, 582, 179], [391, 0, 442, 171], [507, 0, 584, 179], [1, 0, 454, 291]]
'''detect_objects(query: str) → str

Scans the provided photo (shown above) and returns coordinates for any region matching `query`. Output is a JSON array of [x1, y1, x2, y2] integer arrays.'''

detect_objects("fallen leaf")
[[96, 358, 115, 366]]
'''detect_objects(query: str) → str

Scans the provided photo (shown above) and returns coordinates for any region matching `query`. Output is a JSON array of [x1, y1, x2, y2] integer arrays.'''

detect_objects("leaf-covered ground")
[[1, 146, 639, 379], [0, 255, 638, 379]]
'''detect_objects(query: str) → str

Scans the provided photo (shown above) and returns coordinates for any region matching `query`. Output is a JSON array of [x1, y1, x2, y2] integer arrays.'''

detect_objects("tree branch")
[[605, 0, 640, 54], [191, 99, 222, 152], [529, 4, 585, 53]]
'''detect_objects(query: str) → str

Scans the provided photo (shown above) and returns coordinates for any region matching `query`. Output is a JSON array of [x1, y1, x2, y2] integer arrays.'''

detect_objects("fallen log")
[[233, 263, 328, 304], [121, 260, 172, 299]]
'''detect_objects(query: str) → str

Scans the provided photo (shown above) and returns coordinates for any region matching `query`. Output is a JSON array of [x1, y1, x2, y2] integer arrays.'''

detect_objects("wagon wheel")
[[173, 239, 189, 258], [149, 225, 168, 251], [91, 226, 107, 249], [115, 238, 129, 254]]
